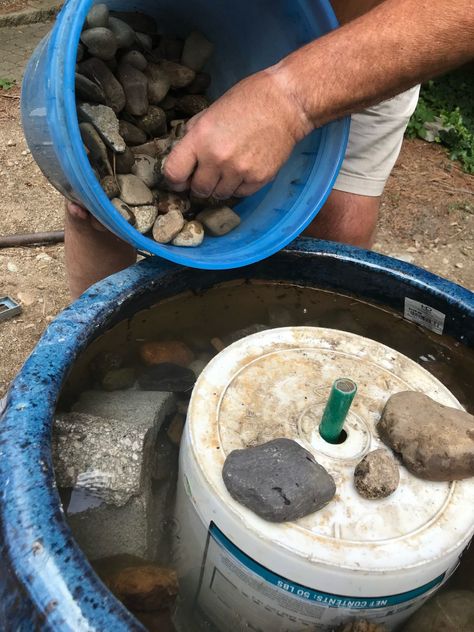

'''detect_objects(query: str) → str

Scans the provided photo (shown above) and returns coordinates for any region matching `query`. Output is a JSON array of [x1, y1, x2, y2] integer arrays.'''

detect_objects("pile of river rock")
[[77, 5, 241, 246]]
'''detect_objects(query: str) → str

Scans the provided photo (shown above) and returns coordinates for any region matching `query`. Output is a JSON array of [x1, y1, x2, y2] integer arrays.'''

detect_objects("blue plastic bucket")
[[21, 0, 349, 270]]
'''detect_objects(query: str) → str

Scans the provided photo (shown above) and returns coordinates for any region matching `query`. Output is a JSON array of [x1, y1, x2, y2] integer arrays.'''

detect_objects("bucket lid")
[[187, 327, 474, 572]]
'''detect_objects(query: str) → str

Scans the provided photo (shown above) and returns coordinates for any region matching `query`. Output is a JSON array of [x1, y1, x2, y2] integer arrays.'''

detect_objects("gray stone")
[[75, 73, 106, 104], [132, 204, 158, 234], [181, 31, 214, 72], [172, 221, 204, 247], [111, 198, 136, 225], [120, 50, 147, 71], [72, 389, 176, 429], [135, 32, 153, 51], [403, 590, 474, 632], [101, 367, 136, 391], [117, 63, 148, 117], [354, 449, 400, 500], [144, 64, 171, 105], [79, 122, 112, 175], [378, 392, 474, 481], [119, 120, 147, 146], [131, 138, 172, 158], [136, 106, 167, 137], [152, 209, 185, 243], [117, 174, 154, 205], [85, 3, 109, 29], [197, 206, 241, 236], [138, 363, 196, 393], [79, 57, 126, 113], [158, 60, 195, 89], [222, 438, 336, 522], [108, 16, 136, 49], [113, 146, 135, 174], [100, 175, 120, 199], [90, 350, 124, 379], [77, 102, 126, 153], [131, 154, 159, 188], [81, 27, 118, 61]]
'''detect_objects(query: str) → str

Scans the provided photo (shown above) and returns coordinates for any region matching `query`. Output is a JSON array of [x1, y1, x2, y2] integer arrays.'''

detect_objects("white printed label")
[[404, 298, 445, 335], [190, 524, 444, 631]]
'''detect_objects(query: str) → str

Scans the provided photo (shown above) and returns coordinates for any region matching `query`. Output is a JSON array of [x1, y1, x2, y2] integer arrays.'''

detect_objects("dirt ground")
[[0, 86, 473, 396]]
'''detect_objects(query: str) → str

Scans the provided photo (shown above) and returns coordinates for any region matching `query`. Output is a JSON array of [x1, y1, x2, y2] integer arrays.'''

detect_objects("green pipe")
[[319, 378, 357, 444]]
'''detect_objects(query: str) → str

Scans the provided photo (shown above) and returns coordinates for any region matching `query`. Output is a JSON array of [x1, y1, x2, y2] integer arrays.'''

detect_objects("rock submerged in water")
[[138, 363, 195, 393], [354, 449, 400, 499], [222, 438, 336, 522], [105, 565, 178, 612], [378, 391, 474, 481], [139, 340, 194, 367]]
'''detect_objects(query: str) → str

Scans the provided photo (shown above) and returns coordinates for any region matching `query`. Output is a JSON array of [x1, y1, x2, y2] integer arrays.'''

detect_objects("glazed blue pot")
[[1, 239, 473, 630]]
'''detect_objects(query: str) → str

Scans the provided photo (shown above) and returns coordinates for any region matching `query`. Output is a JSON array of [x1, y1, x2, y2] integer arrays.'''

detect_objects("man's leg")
[[305, 190, 380, 248], [65, 202, 136, 300], [306, 84, 421, 248]]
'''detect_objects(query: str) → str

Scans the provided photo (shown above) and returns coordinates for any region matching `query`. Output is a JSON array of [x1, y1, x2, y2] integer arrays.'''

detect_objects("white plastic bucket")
[[173, 327, 474, 631]]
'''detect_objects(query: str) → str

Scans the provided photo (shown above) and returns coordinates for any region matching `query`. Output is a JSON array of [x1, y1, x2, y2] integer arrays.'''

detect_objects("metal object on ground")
[[0, 296, 22, 322], [319, 377, 358, 443], [0, 230, 64, 248]]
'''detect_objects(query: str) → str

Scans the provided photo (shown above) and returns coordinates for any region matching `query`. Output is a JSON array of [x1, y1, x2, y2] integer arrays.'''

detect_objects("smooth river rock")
[[116, 174, 153, 206], [354, 449, 400, 499], [197, 206, 241, 236], [378, 391, 474, 481], [131, 154, 159, 188], [117, 62, 148, 117], [138, 363, 196, 393], [222, 438, 336, 522], [172, 221, 204, 247], [152, 210, 185, 243], [79, 57, 126, 113], [181, 31, 214, 72], [81, 27, 117, 61], [75, 73, 106, 104], [85, 3, 109, 29]]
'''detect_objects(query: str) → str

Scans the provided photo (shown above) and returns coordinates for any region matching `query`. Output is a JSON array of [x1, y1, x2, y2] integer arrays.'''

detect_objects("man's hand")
[[164, 69, 313, 200]]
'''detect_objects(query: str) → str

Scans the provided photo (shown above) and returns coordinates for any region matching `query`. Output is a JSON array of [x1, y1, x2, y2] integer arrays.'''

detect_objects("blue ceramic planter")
[[1, 239, 473, 630]]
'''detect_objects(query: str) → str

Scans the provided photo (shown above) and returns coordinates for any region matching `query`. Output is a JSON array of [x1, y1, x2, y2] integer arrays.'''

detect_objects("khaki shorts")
[[333, 85, 421, 197]]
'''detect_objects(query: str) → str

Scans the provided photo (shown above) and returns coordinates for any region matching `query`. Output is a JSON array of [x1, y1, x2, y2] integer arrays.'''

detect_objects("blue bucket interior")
[[22, 0, 349, 269]]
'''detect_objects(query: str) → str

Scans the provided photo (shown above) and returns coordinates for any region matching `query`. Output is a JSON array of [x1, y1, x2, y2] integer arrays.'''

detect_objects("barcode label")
[[404, 298, 445, 335]]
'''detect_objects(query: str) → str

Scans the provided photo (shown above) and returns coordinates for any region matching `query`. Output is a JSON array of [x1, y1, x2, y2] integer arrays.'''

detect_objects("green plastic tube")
[[319, 378, 357, 444]]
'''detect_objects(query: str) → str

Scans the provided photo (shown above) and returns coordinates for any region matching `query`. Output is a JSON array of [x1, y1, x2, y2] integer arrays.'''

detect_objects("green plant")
[[406, 68, 474, 173], [0, 77, 16, 90]]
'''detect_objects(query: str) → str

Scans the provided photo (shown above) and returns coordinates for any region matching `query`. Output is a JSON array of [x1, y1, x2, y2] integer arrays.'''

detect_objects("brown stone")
[[106, 565, 178, 612], [139, 340, 194, 367], [378, 391, 474, 481], [354, 449, 400, 499]]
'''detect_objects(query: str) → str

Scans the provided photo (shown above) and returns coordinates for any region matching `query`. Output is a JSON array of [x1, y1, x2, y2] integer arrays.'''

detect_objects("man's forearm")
[[276, 0, 474, 129]]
